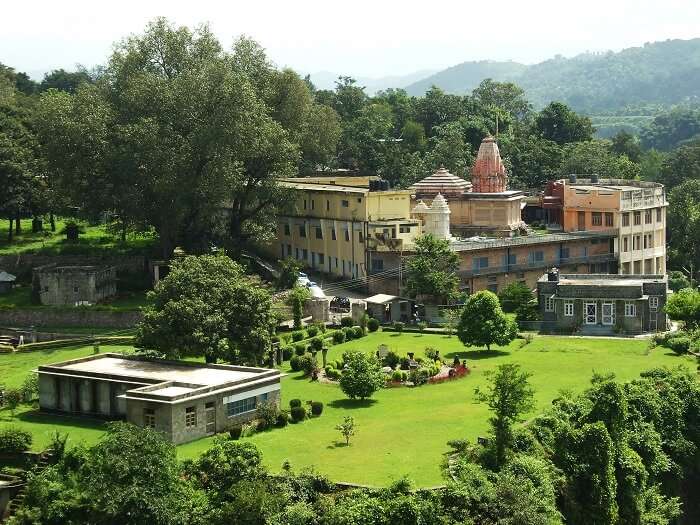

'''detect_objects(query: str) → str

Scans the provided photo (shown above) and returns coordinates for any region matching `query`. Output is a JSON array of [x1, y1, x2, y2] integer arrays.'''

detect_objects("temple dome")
[[472, 136, 508, 193], [410, 167, 472, 197], [411, 200, 430, 214]]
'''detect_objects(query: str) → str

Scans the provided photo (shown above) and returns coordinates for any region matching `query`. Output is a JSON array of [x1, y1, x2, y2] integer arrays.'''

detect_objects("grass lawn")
[[178, 332, 697, 487], [0, 218, 156, 256], [1, 335, 695, 487]]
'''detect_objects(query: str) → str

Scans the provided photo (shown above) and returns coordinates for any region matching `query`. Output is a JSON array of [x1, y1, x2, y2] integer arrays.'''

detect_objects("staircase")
[[3, 451, 53, 521]]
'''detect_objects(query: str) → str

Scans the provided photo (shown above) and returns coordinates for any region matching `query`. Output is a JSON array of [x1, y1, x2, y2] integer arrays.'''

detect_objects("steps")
[[4, 451, 53, 520]]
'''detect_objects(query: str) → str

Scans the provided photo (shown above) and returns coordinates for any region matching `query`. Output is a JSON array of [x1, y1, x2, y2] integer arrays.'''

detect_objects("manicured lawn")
[[1, 335, 695, 487], [178, 332, 696, 487], [0, 218, 156, 256]]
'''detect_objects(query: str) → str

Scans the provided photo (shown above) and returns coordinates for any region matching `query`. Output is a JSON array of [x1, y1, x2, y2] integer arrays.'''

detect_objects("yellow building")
[[265, 178, 421, 279]]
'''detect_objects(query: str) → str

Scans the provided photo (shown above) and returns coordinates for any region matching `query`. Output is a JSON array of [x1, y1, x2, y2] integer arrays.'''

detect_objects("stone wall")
[[0, 308, 142, 328]]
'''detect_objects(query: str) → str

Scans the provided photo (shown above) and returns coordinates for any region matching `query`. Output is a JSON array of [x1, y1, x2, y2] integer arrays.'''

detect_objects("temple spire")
[[471, 135, 508, 193]]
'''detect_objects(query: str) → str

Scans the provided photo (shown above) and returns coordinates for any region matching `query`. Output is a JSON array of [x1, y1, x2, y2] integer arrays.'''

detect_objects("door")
[[602, 302, 615, 325], [205, 402, 215, 434], [578, 211, 586, 231], [584, 302, 597, 324]]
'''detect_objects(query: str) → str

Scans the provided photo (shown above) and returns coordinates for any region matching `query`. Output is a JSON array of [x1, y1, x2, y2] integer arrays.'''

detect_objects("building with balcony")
[[537, 272, 668, 335], [542, 177, 667, 275], [37, 353, 282, 445]]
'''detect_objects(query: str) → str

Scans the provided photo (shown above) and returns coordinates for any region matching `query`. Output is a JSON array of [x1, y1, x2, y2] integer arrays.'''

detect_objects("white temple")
[[411, 193, 452, 241]]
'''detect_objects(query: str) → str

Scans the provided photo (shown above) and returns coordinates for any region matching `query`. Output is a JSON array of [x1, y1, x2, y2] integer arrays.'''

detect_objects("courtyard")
[[0, 333, 695, 486]]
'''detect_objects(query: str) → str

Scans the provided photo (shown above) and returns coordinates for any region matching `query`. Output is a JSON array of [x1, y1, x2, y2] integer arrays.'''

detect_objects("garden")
[[0, 332, 695, 487]]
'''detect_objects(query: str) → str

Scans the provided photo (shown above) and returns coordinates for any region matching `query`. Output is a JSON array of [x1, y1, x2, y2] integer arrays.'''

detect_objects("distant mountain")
[[308, 69, 438, 95], [404, 38, 700, 113], [404, 60, 527, 97]]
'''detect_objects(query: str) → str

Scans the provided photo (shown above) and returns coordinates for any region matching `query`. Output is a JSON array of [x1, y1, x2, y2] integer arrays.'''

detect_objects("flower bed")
[[428, 365, 470, 384]]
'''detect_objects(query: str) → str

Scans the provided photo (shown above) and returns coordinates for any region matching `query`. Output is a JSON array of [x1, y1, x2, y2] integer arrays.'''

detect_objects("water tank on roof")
[[381, 180, 390, 191], [369, 180, 378, 191], [591, 174, 599, 183], [569, 174, 577, 184], [547, 268, 559, 282]]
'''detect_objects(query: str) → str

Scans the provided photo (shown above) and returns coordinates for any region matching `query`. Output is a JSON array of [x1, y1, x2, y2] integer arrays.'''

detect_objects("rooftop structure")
[[38, 353, 282, 444], [472, 136, 508, 193], [409, 167, 472, 198], [0, 270, 15, 294]]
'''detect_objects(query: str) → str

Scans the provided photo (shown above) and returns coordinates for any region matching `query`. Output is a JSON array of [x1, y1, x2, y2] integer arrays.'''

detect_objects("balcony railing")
[[458, 253, 617, 278]]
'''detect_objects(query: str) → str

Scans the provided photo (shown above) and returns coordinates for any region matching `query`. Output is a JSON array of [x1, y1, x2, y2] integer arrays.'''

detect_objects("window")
[[326, 200, 330, 211], [331, 228, 336, 240], [643, 235, 648, 249], [545, 296, 554, 312], [144, 408, 156, 428], [656, 208, 662, 222], [299, 224, 306, 238], [581, 246, 588, 257], [633, 235, 641, 250], [399, 225, 411, 233], [528, 251, 544, 265], [341, 200, 349, 207], [284, 224, 290, 236], [73, 286, 79, 293], [649, 296, 659, 311], [622, 213, 630, 227], [303, 199, 307, 210], [585, 303, 597, 324], [624, 302, 637, 317], [623, 237, 628, 252], [318, 253, 325, 265], [502, 253, 517, 265], [315, 227, 323, 239], [311, 200, 315, 210], [633, 211, 641, 225], [560, 247, 570, 260], [647, 233, 653, 248], [185, 406, 197, 428], [357, 198, 362, 203], [358, 232, 364, 243], [592, 212, 602, 226], [473, 257, 489, 269], [564, 301, 574, 317], [287, 244, 291, 255], [645, 209, 652, 224], [302, 249, 308, 261], [344, 230, 350, 242], [487, 284, 498, 293], [605, 213, 613, 227], [371, 259, 384, 271], [226, 397, 256, 417]]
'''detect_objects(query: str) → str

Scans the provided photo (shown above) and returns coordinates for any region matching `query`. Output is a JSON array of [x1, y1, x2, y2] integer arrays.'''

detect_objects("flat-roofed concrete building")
[[537, 272, 668, 335], [37, 354, 282, 444], [33, 264, 117, 306]]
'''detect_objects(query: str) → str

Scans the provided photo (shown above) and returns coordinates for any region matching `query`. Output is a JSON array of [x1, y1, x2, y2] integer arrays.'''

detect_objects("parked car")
[[330, 296, 351, 312]]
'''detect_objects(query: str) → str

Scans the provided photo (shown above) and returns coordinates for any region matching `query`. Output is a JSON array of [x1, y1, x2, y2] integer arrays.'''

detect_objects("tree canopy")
[[457, 291, 517, 351], [404, 234, 460, 303]]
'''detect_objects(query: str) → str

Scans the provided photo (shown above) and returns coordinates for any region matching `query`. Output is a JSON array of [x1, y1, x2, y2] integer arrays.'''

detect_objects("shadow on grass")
[[444, 349, 510, 360], [326, 441, 350, 449], [328, 398, 378, 410], [3, 409, 107, 431]]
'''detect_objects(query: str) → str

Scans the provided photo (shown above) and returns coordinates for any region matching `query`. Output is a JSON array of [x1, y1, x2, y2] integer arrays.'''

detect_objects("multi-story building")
[[266, 177, 421, 280], [542, 177, 667, 274]]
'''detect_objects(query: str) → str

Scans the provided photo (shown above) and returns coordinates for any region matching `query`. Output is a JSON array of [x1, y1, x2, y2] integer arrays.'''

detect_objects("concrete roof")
[[279, 181, 368, 194], [0, 271, 16, 282], [366, 293, 405, 304], [58, 356, 258, 386]]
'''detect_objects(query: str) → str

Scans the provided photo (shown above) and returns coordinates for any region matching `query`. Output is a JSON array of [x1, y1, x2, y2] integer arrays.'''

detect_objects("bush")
[[289, 399, 302, 408], [276, 412, 290, 427], [290, 355, 302, 372], [282, 347, 293, 361], [326, 368, 341, 381], [291, 331, 305, 342], [294, 343, 307, 356], [297, 353, 318, 375], [310, 401, 324, 416], [0, 427, 32, 453], [367, 318, 380, 332], [418, 321, 428, 333], [340, 316, 354, 327], [391, 370, 404, 382], [306, 325, 319, 338], [310, 337, 324, 352], [392, 321, 405, 333], [352, 326, 364, 339], [334, 359, 345, 370], [342, 326, 355, 341], [339, 350, 385, 400], [290, 406, 306, 423], [383, 351, 401, 369], [665, 335, 691, 355], [332, 331, 346, 345], [256, 400, 279, 430], [424, 347, 440, 361]]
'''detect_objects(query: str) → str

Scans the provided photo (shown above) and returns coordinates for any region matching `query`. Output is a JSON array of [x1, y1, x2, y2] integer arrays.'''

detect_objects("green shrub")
[[367, 318, 380, 332], [393, 321, 405, 333], [310, 337, 324, 352], [324, 364, 335, 374], [418, 321, 428, 333], [332, 331, 346, 344], [290, 406, 306, 423], [306, 325, 319, 338], [291, 331, 305, 342], [342, 326, 355, 340], [228, 425, 243, 440], [383, 351, 401, 369], [334, 359, 345, 370], [276, 412, 290, 427], [665, 335, 691, 355], [424, 347, 439, 361], [0, 427, 32, 453], [290, 355, 302, 372], [297, 353, 318, 375], [326, 368, 341, 380], [310, 401, 324, 416], [256, 400, 279, 430], [282, 347, 293, 361], [400, 371, 408, 381], [352, 326, 364, 339], [391, 370, 404, 382], [294, 343, 307, 356], [289, 399, 302, 408], [340, 316, 353, 327], [271, 335, 280, 345]]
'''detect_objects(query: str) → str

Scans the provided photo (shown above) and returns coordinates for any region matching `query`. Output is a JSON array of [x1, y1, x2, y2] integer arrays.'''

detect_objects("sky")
[[3, 0, 700, 79]]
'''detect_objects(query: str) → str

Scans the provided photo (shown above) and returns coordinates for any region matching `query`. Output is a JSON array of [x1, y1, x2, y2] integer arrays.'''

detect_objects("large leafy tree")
[[457, 290, 517, 351], [534, 102, 594, 145], [404, 234, 460, 303], [338, 350, 385, 400], [136, 254, 274, 364], [39, 68, 93, 94], [658, 141, 700, 189], [665, 288, 700, 329], [560, 140, 640, 179], [470, 78, 532, 122], [667, 179, 700, 270]]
